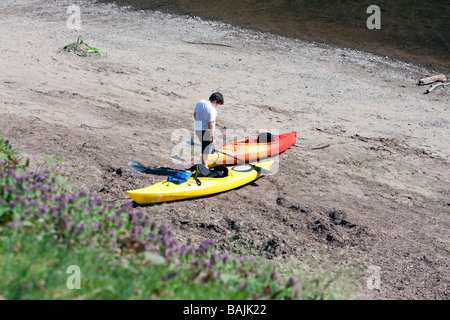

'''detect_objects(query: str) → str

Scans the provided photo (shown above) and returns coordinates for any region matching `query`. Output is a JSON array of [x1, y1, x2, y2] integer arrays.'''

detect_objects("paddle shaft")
[[128, 161, 184, 176], [128, 161, 203, 185], [215, 150, 271, 175]]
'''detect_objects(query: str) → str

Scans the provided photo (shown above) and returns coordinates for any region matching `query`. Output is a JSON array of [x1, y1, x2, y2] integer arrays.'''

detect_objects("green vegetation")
[[0, 137, 354, 300], [63, 38, 106, 57]]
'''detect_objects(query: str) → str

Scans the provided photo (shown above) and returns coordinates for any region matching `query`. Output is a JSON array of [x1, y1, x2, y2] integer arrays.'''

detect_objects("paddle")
[[215, 150, 272, 175], [127, 161, 186, 176], [128, 161, 202, 185], [186, 140, 272, 174]]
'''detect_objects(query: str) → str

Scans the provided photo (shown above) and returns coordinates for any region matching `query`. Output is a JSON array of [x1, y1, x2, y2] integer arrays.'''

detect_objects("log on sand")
[[418, 74, 447, 85]]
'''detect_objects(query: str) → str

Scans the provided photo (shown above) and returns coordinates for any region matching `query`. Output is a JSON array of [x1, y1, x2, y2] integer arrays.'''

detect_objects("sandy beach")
[[0, 0, 449, 299]]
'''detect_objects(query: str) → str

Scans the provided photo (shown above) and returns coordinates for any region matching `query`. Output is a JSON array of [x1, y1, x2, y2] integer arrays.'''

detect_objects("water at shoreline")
[[97, 0, 449, 73]]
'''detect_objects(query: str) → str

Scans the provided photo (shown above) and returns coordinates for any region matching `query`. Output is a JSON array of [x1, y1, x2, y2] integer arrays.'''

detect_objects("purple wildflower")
[[286, 277, 299, 287], [75, 223, 87, 236], [199, 240, 216, 253]]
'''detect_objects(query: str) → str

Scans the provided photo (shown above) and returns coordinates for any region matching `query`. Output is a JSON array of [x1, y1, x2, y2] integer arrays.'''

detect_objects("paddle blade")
[[128, 161, 186, 176], [128, 161, 148, 173]]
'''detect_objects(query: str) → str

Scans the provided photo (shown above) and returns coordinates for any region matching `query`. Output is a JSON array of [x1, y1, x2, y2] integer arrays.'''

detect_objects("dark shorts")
[[196, 130, 214, 155]]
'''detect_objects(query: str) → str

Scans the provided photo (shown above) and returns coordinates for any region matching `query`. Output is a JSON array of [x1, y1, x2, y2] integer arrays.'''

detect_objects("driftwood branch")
[[417, 74, 448, 94], [293, 144, 330, 150], [181, 40, 232, 47], [310, 144, 330, 150], [418, 74, 447, 85], [367, 146, 393, 154], [425, 82, 450, 94]]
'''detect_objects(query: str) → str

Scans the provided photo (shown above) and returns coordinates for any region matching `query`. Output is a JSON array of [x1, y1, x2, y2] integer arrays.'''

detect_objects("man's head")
[[209, 92, 224, 105]]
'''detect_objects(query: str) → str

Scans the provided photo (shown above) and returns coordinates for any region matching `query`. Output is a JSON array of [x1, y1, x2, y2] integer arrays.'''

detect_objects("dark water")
[[97, 0, 449, 72]]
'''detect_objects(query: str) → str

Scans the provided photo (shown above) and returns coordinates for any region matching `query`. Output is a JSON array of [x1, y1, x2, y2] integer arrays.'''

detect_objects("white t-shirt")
[[194, 100, 217, 131]]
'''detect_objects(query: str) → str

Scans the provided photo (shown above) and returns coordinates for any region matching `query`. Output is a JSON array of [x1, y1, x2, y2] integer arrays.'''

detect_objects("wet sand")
[[98, 0, 450, 74]]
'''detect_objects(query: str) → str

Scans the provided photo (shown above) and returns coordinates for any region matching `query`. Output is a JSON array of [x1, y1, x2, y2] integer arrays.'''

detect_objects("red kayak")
[[207, 131, 297, 167]]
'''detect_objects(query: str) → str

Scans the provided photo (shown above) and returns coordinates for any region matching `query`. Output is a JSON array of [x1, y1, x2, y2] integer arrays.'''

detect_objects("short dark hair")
[[209, 92, 224, 105]]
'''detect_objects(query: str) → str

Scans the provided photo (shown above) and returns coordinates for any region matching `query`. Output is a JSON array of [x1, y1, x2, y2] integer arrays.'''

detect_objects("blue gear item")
[[167, 171, 194, 184]]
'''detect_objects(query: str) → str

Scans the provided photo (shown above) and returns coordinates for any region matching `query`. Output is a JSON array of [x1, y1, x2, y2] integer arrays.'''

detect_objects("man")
[[193, 92, 224, 167]]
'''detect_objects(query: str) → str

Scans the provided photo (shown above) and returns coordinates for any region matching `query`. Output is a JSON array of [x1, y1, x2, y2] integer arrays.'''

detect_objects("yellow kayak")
[[127, 160, 273, 204]]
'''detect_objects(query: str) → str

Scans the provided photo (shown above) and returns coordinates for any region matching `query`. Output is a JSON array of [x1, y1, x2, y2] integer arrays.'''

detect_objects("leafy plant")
[[0, 137, 29, 172], [63, 38, 106, 57]]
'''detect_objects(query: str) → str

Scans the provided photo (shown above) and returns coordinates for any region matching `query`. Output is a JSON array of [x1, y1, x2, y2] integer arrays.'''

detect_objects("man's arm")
[[208, 121, 215, 145], [194, 112, 196, 120]]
